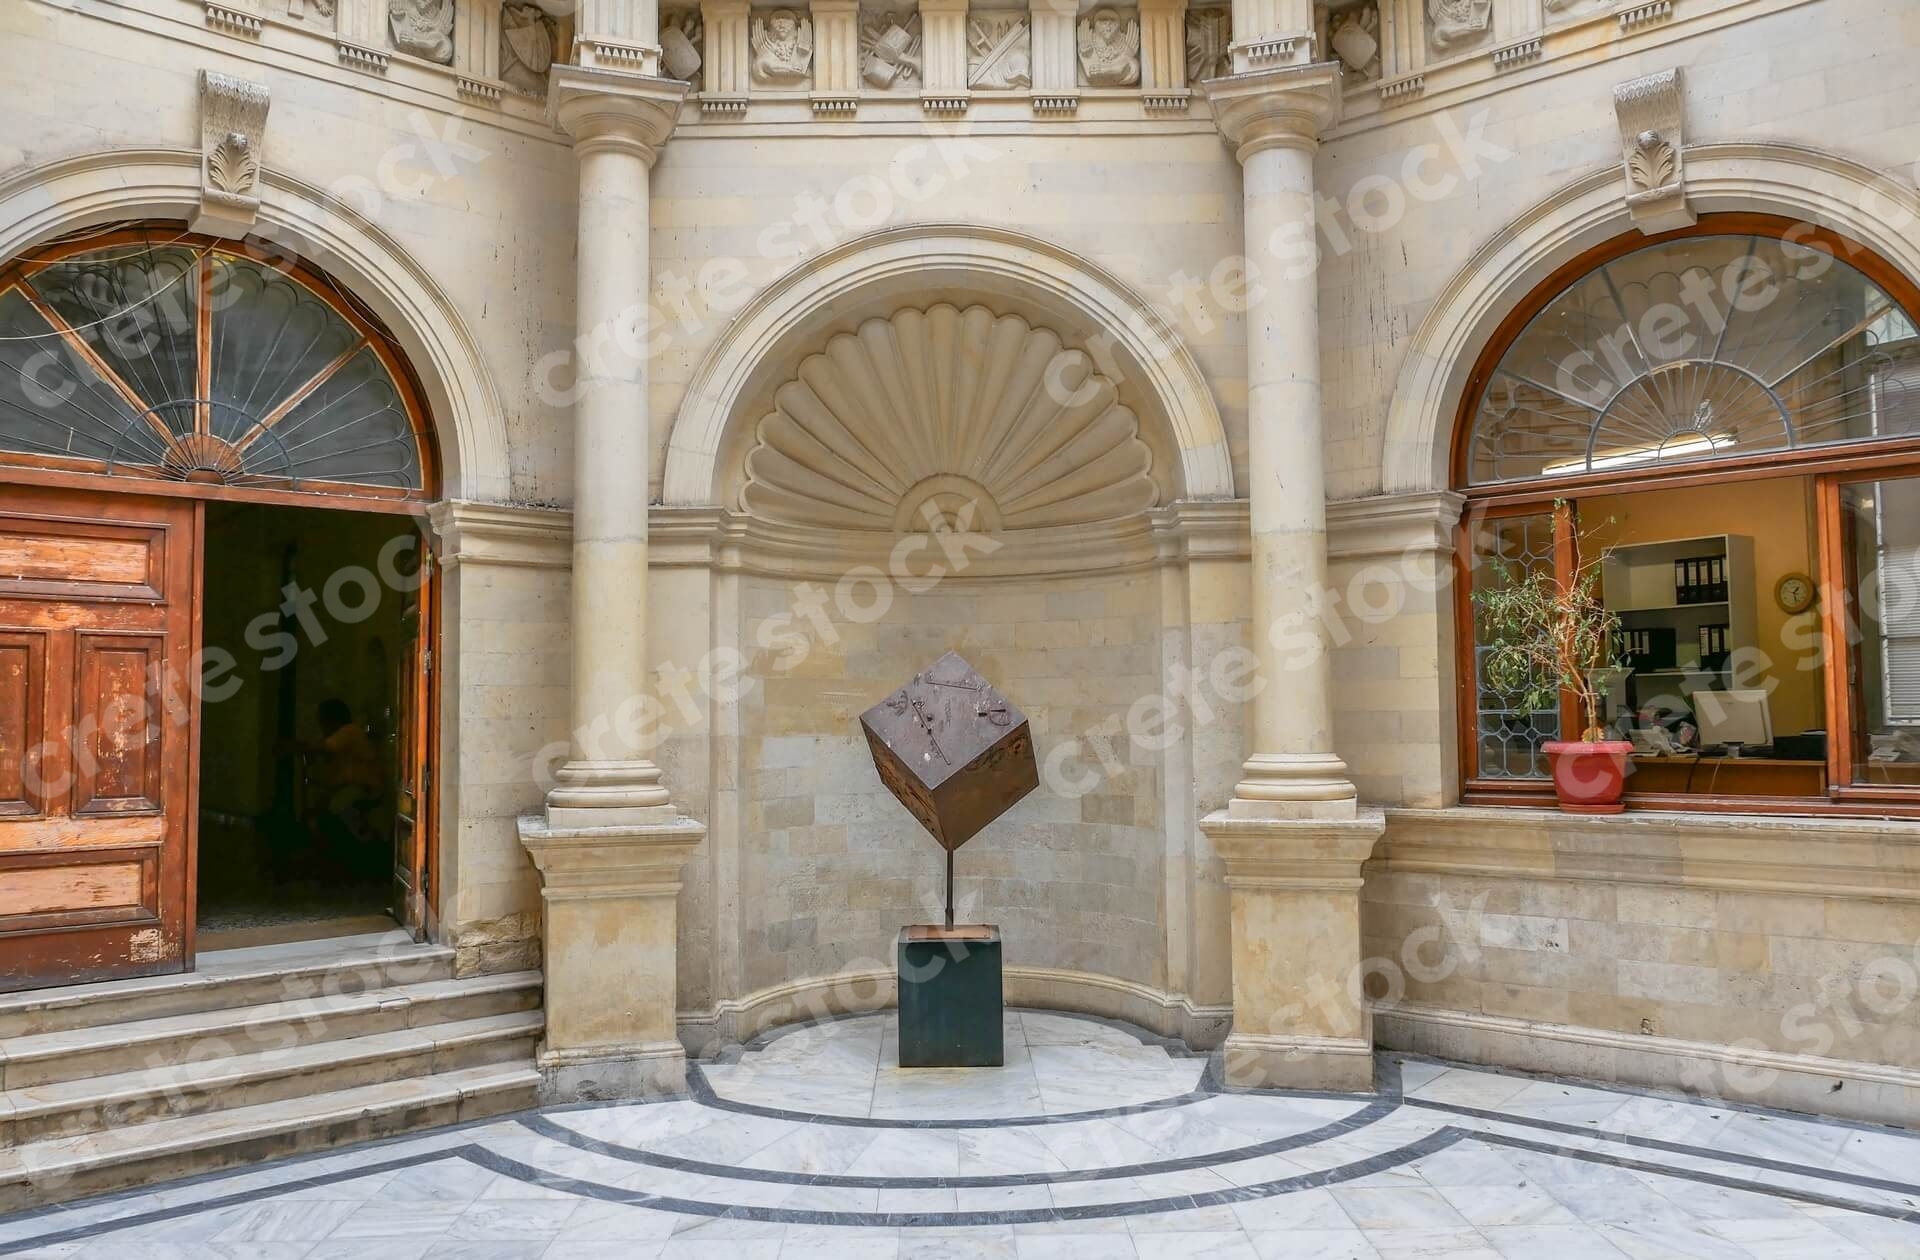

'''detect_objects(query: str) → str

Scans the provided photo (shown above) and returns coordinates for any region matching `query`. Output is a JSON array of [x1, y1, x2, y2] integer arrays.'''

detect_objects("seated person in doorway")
[[297, 699, 387, 877]]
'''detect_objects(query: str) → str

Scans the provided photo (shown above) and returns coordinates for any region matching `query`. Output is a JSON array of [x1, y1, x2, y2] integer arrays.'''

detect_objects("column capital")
[[1200, 810, 1386, 891], [550, 64, 689, 164], [519, 814, 708, 900], [1202, 60, 1339, 163]]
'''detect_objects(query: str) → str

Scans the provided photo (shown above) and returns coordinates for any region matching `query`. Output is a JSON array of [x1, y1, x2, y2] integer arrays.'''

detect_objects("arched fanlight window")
[[1465, 232, 1920, 486], [0, 230, 430, 497]]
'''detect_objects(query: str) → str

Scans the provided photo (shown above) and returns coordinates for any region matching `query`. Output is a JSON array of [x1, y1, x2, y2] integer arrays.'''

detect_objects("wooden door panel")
[[0, 486, 194, 992], [0, 631, 47, 817], [71, 632, 166, 815]]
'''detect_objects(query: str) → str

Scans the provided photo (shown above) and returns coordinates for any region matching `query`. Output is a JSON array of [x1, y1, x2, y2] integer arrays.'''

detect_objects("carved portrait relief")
[[1184, 5, 1230, 82], [750, 8, 814, 87], [1076, 6, 1140, 87], [860, 9, 923, 90], [662, 9, 705, 83], [388, 0, 455, 63], [1427, 0, 1491, 53], [500, 3, 556, 95], [967, 12, 1031, 89]]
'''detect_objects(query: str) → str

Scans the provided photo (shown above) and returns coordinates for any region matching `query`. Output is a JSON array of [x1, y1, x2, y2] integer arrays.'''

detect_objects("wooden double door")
[[0, 484, 434, 993]]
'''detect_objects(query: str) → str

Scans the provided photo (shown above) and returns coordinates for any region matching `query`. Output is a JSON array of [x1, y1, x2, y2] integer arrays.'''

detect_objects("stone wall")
[[1364, 809, 1920, 1125]]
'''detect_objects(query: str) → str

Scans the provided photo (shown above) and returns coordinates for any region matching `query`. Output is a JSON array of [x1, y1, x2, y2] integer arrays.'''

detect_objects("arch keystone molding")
[[1380, 142, 1920, 496], [741, 303, 1159, 532], [0, 148, 512, 501], [664, 223, 1234, 508]]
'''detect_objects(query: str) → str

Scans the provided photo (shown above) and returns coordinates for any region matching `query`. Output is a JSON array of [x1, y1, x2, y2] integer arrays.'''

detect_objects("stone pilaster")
[[919, 0, 971, 112], [519, 63, 703, 1102], [699, 0, 752, 111], [809, 0, 862, 112], [1028, 0, 1079, 112], [1139, 0, 1190, 110], [1228, 0, 1312, 71], [1200, 59, 1383, 1092], [520, 816, 706, 1098], [577, 0, 664, 74], [1207, 813, 1384, 1090]]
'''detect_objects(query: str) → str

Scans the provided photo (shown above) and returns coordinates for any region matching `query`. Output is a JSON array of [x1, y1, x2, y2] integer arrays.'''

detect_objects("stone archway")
[[652, 231, 1249, 1053], [0, 148, 512, 500], [1379, 142, 1920, 496]]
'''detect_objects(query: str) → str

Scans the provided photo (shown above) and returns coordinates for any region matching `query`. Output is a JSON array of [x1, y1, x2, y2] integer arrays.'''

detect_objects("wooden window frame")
[[0, 224, 438, 512], [1453, 214, 1920, 817]]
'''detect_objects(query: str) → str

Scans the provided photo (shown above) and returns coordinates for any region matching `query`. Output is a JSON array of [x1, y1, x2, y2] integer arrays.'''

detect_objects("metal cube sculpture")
[[858, 651, 1039, 856]]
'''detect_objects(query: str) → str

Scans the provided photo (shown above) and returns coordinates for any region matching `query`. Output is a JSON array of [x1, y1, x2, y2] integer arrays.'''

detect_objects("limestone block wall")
[[1363, 809, 1920, 1125], [731, 569, 1169, 995]]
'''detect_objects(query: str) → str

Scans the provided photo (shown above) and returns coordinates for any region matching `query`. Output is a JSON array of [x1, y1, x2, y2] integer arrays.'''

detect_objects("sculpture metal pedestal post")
[[860, 651, 1038, 1069]]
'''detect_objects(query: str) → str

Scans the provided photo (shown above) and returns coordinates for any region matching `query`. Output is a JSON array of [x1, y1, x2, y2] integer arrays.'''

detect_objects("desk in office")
[[1626, 754, 1824, 797]]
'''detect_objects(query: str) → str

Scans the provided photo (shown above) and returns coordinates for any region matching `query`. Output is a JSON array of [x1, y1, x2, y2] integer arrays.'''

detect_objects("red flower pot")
[[1542, 740, 1634, 814]]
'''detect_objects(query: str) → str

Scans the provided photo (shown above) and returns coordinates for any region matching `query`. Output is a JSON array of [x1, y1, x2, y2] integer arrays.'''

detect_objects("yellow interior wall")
[[1582, 477, 1825, 737]]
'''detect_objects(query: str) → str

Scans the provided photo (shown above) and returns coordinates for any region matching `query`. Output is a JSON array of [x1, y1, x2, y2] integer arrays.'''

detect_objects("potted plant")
[[1476, 511, 1630, 813]]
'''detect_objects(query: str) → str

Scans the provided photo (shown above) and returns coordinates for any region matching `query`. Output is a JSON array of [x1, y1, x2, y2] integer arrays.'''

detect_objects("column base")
[[536, 1041, 690, 1103], [1230, 752, 1359, 820], [1221, 1031, 1375, 1092], [545, 758, 675, 829]]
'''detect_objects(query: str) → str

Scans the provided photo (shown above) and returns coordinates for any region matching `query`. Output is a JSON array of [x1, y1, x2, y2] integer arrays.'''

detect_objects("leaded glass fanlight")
[[1466, 234, 1920, 485], [0, 231, 429, 496]]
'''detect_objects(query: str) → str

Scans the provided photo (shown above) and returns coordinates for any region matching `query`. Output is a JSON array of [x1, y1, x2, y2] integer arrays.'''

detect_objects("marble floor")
[[4, 1009, 1920, 1258]]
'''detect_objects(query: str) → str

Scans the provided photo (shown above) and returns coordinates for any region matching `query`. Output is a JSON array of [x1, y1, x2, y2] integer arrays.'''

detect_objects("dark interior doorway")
[[196, 501, 427, 946]]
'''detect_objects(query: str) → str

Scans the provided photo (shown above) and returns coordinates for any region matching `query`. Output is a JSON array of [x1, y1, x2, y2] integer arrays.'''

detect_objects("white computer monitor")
[[1694, 688, 1773, 749]]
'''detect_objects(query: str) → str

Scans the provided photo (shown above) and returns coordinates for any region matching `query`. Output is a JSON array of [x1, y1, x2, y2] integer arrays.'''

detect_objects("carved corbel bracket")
[[193, 70, 271, 239], [1613, 67, 1693, 234]]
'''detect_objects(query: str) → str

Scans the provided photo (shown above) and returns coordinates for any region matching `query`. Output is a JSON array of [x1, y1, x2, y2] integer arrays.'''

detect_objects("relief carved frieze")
[[663, 9, 706, 82], [750, 7, 814, 86], [388, 0, 455, 62], [861, 7, 923, 89], [967, 11, 1031, 89], [1076, 6, 1140, 87], [1184, 5, 1230, 83], [1427, 0, 1490, 53], [500, 2, 557, 94]]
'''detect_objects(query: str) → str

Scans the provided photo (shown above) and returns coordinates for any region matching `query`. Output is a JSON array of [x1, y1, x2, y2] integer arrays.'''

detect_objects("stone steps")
[[0, 1060, 538, 1213], [0, 1009, 543, 1147], [0, 936, 545, 1211], [0, 931, 457, 1039], [0, 971, 543, 1090]]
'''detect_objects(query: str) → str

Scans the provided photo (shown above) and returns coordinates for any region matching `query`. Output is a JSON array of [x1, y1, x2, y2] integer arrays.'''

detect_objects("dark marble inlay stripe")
[[1412, 1097, 1920, 1201], [1474, 1131, 1920, 1225], [518, 1096, 1400, 1189], [463, 1126, 1470, 1227]]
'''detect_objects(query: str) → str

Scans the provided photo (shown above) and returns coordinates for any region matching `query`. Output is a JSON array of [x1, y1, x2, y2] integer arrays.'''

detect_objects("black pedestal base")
[[896, 925, 1004, 1068]]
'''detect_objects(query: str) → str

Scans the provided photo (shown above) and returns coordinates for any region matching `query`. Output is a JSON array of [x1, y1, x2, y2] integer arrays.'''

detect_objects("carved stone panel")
[[389, 0, 455, 63], [1183, 4, 1229, 82], [968, 10, 1032, 88], [860, 6, 922, 89], [1076, 6, 1141, 87], [282, 0, 338, 30], [1426, 0, 1490, 54], [663, 8, 706, 82], [1319, 0, 1378, 81], [751, 6, 815, 85], [500, 2, 557, 95]]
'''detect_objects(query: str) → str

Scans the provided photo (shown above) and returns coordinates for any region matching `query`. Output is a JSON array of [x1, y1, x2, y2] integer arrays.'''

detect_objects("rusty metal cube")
[[858, 651, 1039, 851]]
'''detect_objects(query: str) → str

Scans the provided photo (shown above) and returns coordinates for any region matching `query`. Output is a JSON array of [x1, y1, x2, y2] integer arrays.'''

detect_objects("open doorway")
[[196, 501, 431, 948]]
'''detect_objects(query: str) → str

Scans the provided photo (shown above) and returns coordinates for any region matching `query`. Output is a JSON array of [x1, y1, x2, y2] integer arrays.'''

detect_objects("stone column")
[[516, 63, 706, 1103], [1199, 59, 1384, 1092]]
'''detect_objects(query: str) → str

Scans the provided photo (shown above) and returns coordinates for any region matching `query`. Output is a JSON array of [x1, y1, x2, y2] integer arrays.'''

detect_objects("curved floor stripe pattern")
[[3, 1009, 1920, 1258]]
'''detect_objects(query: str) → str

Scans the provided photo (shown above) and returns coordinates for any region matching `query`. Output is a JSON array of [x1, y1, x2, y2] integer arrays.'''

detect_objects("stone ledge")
[[1377, 806, 1920, 900], [1376, 1000, 1920, 1128]]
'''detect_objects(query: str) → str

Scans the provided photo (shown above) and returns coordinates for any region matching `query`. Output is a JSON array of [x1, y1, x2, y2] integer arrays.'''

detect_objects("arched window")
[[1455, 217, 1920, 814], [0, 228, 432, 499]]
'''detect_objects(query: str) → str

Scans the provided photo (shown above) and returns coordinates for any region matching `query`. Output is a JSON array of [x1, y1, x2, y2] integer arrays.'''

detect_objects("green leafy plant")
[[1474, 505, 1622, 744]]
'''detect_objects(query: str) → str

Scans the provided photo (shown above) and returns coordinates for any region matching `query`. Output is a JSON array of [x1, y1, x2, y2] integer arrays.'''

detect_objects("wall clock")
[[1775, 572, 1816, 615]]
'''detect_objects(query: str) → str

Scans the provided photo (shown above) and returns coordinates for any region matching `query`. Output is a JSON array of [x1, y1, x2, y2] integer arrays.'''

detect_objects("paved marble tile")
[[4, 1010, 1920, 1260]]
